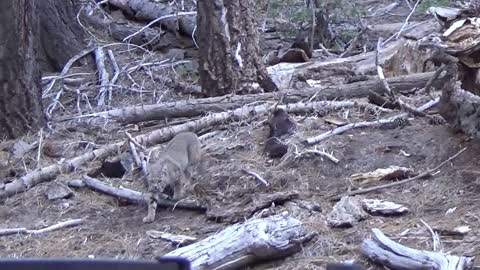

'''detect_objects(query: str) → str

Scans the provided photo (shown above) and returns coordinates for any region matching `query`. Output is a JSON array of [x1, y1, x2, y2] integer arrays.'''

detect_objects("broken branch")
[[0, 219, 83, 236], [305, 97, 439, 145], [362, 228, 473, 270], [82, 175, 205, 211]]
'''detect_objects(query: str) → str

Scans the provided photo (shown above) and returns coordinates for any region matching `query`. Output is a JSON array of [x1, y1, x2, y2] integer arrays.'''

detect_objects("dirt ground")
[[2, 0, 480, 269]]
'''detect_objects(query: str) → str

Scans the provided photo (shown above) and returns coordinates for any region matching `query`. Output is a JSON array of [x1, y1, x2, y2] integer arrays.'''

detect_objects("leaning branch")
[[305, 97, 439, 145]]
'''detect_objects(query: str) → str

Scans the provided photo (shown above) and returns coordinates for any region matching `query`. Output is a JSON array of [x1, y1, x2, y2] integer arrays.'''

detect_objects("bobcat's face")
[[146, 164, 167, 193]]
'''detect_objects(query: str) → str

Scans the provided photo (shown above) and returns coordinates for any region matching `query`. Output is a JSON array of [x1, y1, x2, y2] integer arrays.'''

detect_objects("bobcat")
[[143, 132, 204, 223]]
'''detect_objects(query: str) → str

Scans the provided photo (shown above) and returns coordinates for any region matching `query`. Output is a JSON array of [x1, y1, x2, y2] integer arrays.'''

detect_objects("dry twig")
[[0, 219, 83, 236], [242, 169, 270, 187]]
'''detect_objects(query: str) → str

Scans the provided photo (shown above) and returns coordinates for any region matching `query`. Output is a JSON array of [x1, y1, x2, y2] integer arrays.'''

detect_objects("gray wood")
[[361, 228, 474, 270], [166, 213, 314, 270]]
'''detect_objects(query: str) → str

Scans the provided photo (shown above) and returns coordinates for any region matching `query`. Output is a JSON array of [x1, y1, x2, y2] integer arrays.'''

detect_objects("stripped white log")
[[361, 228, 474, 270], [60, 98, 391, 124], [166, 213, 313, 270], [94, 47, 110, 106]]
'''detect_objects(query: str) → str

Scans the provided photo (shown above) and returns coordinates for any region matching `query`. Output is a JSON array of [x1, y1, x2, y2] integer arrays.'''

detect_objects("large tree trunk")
[[39, 0, 86, 71], [197, 0, 278, 96], [0, 0, 45, 139]]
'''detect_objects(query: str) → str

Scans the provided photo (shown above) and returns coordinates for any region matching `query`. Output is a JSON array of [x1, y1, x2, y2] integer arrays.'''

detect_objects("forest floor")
[[2, 0, 480, 269]]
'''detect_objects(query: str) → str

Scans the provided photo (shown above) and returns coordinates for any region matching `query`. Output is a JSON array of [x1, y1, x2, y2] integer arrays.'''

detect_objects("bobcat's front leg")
[[142, 192, 157, 223], [173, 172, 187, 200]]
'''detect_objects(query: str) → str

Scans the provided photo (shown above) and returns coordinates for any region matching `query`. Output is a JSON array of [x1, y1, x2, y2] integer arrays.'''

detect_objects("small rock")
[[362, 199, 409, 216], [45, 182, 74, 200], [327, 196, 368, 228], [61, 201, 71, 209], [67, 179, 85, 188]]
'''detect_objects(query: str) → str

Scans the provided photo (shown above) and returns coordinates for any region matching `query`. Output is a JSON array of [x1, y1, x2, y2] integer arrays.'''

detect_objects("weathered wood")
[[206, 191, 298, 223], [60, 72, 437, 124], [165, 213, 314, 270], [361, 228, 474, 270], [0, 142, 122, 200], [362, 199, 409, 216], [81, 175, 205, 212]]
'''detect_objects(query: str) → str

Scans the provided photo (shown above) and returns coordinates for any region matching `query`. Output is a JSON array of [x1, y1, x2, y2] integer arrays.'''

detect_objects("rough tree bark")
[[0, 0, 45, 139], [197, 0, 278, 96], [39, 0, 86, 71]]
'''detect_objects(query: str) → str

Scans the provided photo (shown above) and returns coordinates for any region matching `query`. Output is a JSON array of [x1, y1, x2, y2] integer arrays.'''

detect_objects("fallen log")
[[0, 142, 122, 200], [165, 213, 315, 270], [107, 0, 196, 37], [58, 72, 439, 124], [0, 100, 381, 200], [82, 12, 194, 51], [81, 175, 205, 211], [361, 228, 474, 270]]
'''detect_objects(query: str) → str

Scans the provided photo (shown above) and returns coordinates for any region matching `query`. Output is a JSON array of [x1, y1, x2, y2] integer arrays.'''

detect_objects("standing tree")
[[0, 0, 45, 139], [0, 0, 86, 139], [197, 0, 278, 97], [39, 0, 86, 71]]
